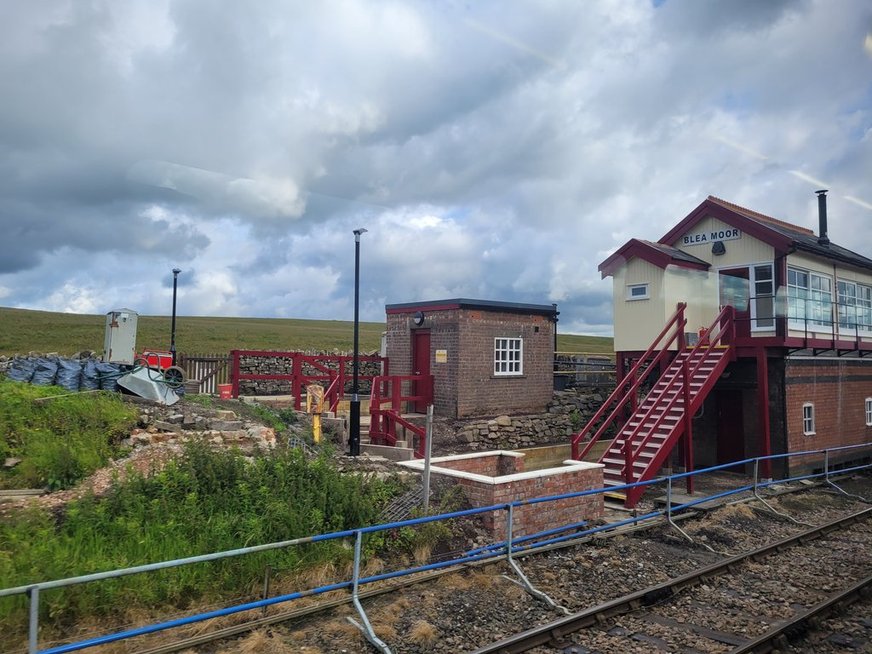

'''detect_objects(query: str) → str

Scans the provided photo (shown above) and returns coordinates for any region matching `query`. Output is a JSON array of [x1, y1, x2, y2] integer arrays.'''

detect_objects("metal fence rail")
[[3, 441, 871, 654]]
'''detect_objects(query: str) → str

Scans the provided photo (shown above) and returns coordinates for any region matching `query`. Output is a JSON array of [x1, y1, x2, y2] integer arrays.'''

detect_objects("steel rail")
[[728, 574, 872, 654], [468, 506, 872, 654]]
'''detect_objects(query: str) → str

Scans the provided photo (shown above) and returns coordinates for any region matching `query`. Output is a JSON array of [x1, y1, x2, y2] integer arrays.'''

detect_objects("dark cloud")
[[0, 0, 869, 336]]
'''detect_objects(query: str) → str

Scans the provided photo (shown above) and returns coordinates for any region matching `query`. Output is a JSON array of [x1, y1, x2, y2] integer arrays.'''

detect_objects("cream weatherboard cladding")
[[670, 215, 775, 268], [612, 258, 667, 352]]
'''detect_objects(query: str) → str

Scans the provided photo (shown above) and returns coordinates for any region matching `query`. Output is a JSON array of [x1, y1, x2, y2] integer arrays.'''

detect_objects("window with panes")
[[802, 403, 815, 435], [494, 337, 523, 376], [787, 267, 833, 328], [837, 280, 872, 333]]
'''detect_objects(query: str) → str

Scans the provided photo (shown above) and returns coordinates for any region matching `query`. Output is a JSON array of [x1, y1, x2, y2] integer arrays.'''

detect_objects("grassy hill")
[[0, 307, 613, 357]]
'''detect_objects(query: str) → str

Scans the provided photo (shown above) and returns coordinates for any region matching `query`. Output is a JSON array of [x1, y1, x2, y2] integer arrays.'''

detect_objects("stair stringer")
[[599, 345, 734, 507]]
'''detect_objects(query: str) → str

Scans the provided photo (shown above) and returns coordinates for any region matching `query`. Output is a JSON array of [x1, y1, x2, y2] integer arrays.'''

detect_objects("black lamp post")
[[349, 228, 367, 456], [170, 268, 181, 366]]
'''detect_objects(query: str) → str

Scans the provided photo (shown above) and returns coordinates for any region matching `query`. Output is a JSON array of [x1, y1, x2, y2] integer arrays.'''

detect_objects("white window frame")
[[750, 263, 774, 331], [837, 280, 872, 335], [494, 337, 523, 376], [715, 262, 774, 332], [802, 402, 815, 436], [859, 284, 872, 334], [626, 283, 649, 301], [787, 266, 833, 330], [866, 398, 872, 427]]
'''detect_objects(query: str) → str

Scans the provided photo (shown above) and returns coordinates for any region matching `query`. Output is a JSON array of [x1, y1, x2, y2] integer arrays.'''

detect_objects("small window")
[[626, 284, 649, 301], [802, 403, 815, 435], [866, 398, 872, 426], [494, 337, 523, 376]]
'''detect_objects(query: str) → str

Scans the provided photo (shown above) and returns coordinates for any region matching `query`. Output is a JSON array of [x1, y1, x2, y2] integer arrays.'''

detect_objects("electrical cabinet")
[[103, 309, 138, 365]]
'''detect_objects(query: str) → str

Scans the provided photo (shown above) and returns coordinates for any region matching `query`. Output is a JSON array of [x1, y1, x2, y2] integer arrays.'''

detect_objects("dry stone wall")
[[236, 352, 382, 396], [438, 387, 612, 452]]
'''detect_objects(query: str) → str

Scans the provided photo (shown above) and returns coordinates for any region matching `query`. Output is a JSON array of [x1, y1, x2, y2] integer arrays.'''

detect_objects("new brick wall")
[[784, 358, 872, 471], [424, 453, 604, 539]]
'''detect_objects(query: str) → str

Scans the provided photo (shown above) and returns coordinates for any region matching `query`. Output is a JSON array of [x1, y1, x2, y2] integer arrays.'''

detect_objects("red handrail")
[[368, 374, 433, 458], [572, 303, 688, 460], [621, 305, 735, 483]]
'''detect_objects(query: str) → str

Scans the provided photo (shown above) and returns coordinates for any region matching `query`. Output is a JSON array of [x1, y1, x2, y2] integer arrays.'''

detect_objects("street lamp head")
[[353, 228, 368, 240], [172, 268, 181, 276]]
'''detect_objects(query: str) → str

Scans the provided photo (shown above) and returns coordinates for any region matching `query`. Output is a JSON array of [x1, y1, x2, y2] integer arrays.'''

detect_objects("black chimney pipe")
[[816, 190, 829, 246]]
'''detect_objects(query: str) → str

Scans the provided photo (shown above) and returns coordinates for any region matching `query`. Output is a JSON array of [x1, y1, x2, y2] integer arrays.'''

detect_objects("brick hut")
[[384, 299, 559, 418]]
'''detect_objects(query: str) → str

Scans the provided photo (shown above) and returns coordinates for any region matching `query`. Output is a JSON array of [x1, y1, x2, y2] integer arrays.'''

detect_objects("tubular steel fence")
[[3, 442, 871, 654]]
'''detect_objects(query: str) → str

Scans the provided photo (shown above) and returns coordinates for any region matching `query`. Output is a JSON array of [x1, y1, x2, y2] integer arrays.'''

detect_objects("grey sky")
[[1, 0, 870, 335]]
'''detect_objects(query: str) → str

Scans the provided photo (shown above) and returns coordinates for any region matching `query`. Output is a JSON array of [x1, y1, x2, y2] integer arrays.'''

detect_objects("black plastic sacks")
[[5, 358, 37, 383], [56, 358, 83, 392], [31, 357, 59, 386], [95, 362, 123, 392], [80, 359, 100, 391]]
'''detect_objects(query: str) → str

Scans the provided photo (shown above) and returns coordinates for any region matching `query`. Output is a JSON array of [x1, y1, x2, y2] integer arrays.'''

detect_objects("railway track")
[[470, 507, 872, 654], [16, 481, 870, 654]]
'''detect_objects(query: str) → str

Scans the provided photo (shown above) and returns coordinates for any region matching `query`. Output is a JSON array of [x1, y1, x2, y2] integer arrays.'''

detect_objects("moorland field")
[[0, 307, 613, 357]]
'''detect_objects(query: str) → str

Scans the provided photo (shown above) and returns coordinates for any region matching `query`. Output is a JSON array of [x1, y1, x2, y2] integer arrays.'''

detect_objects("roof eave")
[[658, 199, 793, 252]]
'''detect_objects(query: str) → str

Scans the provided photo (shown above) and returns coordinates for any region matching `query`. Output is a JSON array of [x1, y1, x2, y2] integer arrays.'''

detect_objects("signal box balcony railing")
[[722, 295, 872, 354], [229, 350, 388, 411], [369, 375, 433, 458]]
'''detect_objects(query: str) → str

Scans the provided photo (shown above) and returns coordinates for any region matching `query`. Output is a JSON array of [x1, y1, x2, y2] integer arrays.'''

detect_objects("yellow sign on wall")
[[435, 349, 448, 363]]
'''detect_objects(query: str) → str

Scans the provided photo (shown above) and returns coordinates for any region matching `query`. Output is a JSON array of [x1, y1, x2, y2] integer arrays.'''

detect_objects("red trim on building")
[[657, 198, 794, 253], [598, 239, 710, 278]]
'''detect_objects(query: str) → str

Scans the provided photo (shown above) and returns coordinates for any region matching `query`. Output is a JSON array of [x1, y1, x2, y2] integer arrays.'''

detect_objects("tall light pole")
[[350, 228, 367, 456], [170, 268, 181, 366]]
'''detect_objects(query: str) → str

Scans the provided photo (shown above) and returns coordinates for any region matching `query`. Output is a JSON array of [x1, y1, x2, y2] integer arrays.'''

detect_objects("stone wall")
[[439, 387, 611, 452], [235, 352, 383, 396]]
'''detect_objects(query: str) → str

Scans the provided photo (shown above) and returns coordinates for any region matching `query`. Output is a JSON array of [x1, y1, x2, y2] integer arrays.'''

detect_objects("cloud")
[[0, 0, 870, 339]]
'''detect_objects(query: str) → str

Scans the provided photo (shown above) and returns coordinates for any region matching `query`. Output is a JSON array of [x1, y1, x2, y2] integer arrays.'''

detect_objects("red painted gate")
[[411, 330, 430, 413]]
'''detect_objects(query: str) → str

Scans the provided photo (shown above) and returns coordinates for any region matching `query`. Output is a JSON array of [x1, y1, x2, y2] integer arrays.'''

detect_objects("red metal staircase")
[[571, 304, 736, 506]]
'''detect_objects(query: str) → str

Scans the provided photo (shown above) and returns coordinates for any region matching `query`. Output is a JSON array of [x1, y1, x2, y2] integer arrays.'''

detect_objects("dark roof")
[[385, 298, 558, 317], [598, 238, 710, 278], [657, 196, 872, 273]]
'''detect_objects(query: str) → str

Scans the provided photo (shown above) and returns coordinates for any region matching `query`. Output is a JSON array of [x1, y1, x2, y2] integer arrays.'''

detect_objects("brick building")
[[384, 299, 558, 418], [581, 192, 871, 502]]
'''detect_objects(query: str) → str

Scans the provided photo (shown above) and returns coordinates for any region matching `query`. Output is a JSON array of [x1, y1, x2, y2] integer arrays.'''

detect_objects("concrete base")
[[361, 443, 415, 461]]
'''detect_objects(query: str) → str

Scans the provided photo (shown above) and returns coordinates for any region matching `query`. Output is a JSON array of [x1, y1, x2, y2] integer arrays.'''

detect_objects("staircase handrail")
[[325, 372, 343, 414], [573, 302, 688, 460], [626, 305, 736, 471], [620, 362, 687, 482]]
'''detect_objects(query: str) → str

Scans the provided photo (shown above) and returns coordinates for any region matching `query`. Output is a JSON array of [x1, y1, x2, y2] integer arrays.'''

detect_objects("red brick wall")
[[384, 307, 555, 418], [445, 463, 604, 539], [784, 358, 872, 471], [436, 453, 525, 477], [490, 469, 604, 539], [456, 309, 554, 418]]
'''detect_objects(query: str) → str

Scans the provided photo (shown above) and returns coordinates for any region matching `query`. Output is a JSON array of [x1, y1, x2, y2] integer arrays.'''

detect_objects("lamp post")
[[170, 268, 181, 366], [349, 228, 367, 456]]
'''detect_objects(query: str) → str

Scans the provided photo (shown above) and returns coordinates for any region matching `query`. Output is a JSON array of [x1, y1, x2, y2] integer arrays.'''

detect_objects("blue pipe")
[[24, 448, 872, 653]]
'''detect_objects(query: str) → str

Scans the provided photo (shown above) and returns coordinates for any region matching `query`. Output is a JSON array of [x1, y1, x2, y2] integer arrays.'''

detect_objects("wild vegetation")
[[0, 380, 138, 490], [0, 441, 406, 633], [0, 306, 614, 357]]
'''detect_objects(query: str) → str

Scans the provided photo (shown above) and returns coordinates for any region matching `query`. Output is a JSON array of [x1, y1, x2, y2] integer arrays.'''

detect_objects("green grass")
[[0, 306, 612, 357], [0, 442, 403, 634], [0, 380, 138, 490]]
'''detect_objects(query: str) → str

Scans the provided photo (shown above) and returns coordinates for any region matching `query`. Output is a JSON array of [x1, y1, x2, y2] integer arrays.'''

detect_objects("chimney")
[[816, 189, 829, 246]]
